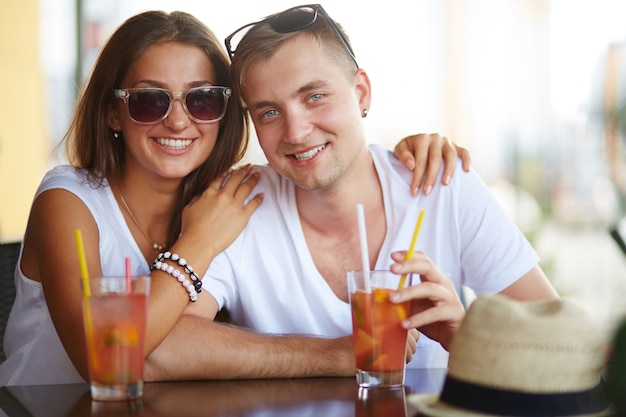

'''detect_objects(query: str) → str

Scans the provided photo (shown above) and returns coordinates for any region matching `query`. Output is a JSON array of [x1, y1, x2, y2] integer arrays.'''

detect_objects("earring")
[[362, 109, 368, 118], [113, 131, 119, 139]]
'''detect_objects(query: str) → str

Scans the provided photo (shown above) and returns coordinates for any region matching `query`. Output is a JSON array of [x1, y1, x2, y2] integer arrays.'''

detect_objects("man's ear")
[[354, 69, 372, 114]]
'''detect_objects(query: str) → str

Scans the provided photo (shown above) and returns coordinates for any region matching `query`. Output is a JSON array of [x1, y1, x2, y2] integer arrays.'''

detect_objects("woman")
[[0, 10, 466, 385], [1, 10, 262, 385]]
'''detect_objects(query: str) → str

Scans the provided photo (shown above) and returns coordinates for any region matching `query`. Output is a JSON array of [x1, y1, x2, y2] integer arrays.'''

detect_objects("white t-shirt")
[[204, 144, 539, 369], [0, 166, 151, 385]]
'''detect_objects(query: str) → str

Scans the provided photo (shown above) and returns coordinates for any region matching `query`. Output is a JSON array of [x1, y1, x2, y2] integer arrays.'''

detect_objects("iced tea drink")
[[347, 270, 411, 387], [82, 276, 150, 401]]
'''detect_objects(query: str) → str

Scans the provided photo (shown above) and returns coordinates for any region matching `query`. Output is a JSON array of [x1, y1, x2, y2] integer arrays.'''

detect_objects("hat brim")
[[409, 394, 495, 417], [408, 393, 614, 417]]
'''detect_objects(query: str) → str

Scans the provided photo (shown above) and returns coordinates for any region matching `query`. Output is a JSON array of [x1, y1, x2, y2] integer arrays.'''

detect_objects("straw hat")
[[409, 294, 611, 417]]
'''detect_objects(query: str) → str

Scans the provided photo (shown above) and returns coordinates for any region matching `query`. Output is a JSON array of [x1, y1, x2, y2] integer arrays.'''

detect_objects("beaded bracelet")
[[151, 260, 198, 302], [155, 252, 202, 293]]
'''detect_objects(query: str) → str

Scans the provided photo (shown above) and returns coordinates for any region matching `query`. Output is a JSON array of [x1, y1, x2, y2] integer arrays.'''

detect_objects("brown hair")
[[230, 11, 356, 101], [61, 10, 249, 246]]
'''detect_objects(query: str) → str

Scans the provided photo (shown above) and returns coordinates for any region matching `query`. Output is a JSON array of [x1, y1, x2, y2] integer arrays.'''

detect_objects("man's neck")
[[295, 150, 383, 239], [295, 150, 387, 298]]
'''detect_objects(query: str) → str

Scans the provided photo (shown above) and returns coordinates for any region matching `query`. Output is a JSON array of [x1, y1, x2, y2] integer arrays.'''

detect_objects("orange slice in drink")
[[101, 322, 139, 347], [373, 288, 391, 303], [354, 328, 375, 357], [390, 303, 409, 322]]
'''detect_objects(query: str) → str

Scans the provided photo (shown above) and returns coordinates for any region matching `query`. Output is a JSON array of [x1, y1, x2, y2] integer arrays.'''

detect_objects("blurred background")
[[2, 0, 626, 339]]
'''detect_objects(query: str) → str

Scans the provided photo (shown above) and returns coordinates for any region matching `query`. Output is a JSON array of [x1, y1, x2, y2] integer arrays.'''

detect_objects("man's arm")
[[498, 265, 559, 301], [144, 314, 355, 381]]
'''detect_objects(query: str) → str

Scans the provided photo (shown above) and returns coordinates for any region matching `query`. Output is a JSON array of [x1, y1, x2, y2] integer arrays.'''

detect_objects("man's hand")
[[389, 251, 465, 351]]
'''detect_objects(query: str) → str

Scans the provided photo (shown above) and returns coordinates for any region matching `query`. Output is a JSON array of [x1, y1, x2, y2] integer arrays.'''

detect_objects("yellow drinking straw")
[[75, 229, 91, 297], [398, 209, 426, 289], [75, 229, 98, 370]]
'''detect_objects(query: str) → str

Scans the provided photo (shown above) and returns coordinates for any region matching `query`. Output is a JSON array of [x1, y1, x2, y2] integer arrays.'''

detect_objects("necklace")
[[118, 189, 165, 251]]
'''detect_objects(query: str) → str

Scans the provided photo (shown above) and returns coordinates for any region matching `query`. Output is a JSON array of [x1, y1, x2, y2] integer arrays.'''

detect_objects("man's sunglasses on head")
[[225, 4, 358, 68]]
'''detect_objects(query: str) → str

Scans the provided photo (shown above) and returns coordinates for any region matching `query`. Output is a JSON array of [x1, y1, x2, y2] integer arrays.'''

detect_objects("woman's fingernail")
[[424, 185, 433, 195], [443, 175, 451, 185]]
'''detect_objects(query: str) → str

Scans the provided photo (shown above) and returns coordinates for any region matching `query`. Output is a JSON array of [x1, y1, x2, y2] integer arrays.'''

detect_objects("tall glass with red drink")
[[347, 270, 411, 388], [82, 275, 150, 401]]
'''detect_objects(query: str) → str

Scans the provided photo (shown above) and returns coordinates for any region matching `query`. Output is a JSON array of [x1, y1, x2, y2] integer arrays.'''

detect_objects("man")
[[146, 4, 556, 380]]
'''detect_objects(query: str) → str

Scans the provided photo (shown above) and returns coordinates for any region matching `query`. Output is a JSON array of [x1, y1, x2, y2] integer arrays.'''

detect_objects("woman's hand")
[[393, 133, 472, 196], [180, 164, 263, 258], [389, 251, 465, 351]]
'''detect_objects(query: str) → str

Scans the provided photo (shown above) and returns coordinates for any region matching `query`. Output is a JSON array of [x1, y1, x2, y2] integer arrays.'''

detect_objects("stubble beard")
[[290, 157, 344, 193]]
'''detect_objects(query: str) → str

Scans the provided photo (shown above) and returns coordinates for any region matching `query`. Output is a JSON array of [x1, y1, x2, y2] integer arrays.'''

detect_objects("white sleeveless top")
[[0, 166, 150, 385]]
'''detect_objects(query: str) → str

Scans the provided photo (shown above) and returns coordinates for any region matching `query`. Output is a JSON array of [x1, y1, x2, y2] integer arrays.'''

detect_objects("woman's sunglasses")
[[225, 4, 358, 68], [113, 86, 231, 125]]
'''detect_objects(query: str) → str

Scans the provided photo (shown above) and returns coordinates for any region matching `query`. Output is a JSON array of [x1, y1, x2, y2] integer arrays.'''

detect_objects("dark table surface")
[[0, 368, 446, 417]]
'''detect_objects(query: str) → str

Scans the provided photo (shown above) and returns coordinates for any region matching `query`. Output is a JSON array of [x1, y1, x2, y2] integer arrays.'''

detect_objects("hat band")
[[439, 376, 609, 416]]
